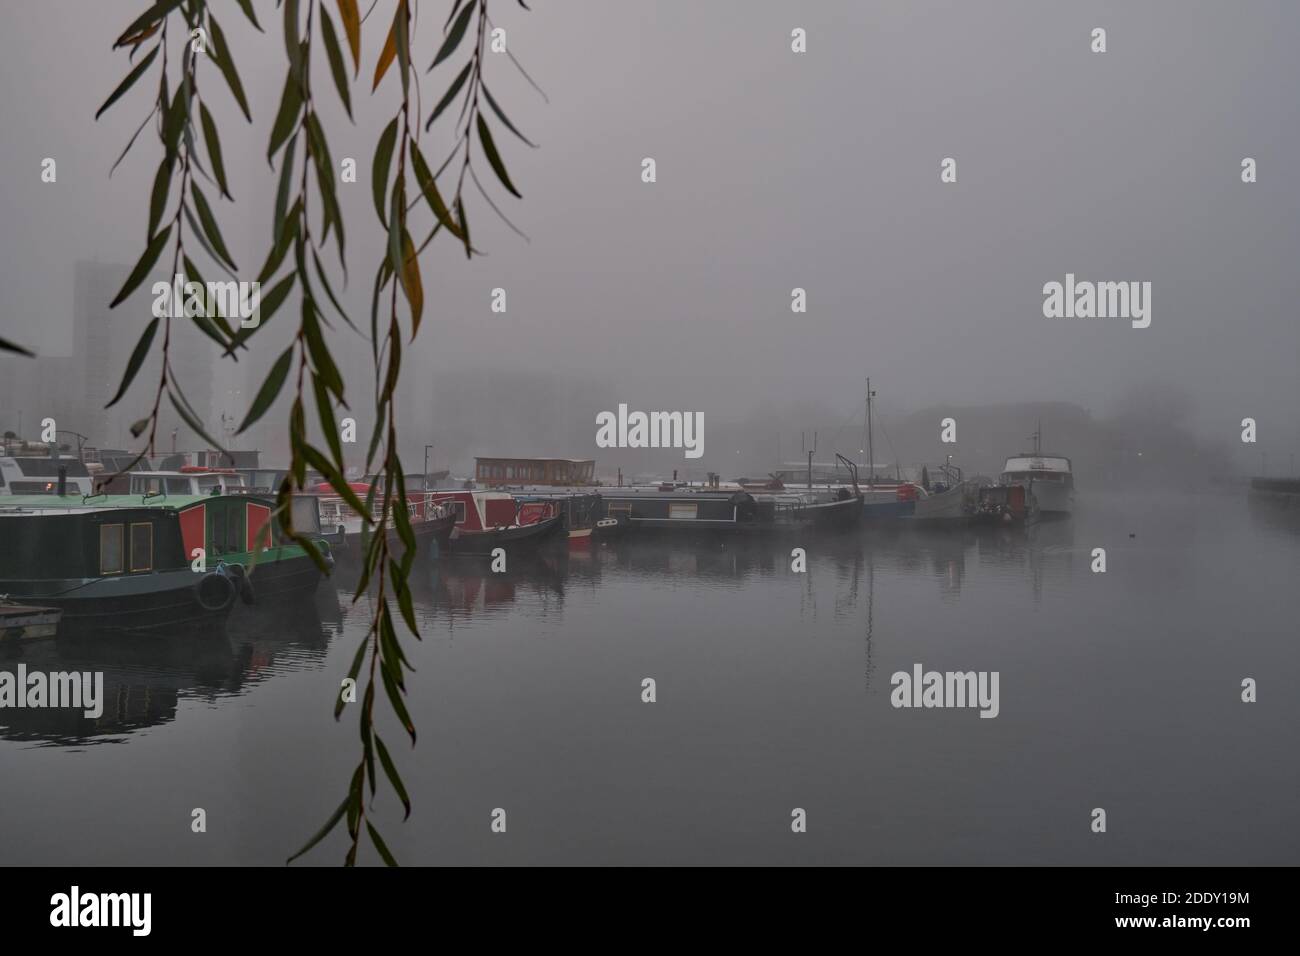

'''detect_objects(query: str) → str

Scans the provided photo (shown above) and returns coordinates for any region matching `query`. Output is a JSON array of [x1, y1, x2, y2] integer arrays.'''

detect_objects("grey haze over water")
[[1, 1, 1297, 477]]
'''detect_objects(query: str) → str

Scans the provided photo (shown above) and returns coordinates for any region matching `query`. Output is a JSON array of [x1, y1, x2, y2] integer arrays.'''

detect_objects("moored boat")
[[1000, 425, 1073, 517], [426, 489, 566, 555], [0, 493, 331, 634]]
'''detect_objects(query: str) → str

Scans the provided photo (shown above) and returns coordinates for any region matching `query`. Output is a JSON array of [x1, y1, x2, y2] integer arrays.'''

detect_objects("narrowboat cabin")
[[0, 455, 96, 496], [597, 489, 769, 534], [0, 494, 331, 634], [426, 490, 565, 554], [310, 483, 456, 553], [128, 468, 248, 497]]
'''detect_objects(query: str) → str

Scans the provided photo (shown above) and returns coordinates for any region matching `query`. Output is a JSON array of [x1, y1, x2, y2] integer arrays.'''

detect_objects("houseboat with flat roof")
[[474, 457, 597, 487], [0, 493, 332, 633]]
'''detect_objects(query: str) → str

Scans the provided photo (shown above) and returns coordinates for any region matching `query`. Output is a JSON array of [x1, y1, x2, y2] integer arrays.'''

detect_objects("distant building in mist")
[[0, 262, 215, 451]]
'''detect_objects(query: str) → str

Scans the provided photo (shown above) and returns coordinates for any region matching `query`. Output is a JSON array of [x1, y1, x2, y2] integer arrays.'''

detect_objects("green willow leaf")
[[208, 16, 252, 122], [162, 85, 186, 162], [284, 0, 302, 82], [110, 106, 158, 176], [312, 248, 360, 333], [372, 117, 398, 227], [380, 656, 416, 743], [189, 183, 237, 269], [273, 136, 298, 248], [424, 61, 470, 132], [409, 140, 463, 239], [110, 224, 171, 307], [301, 444, 370, 517], [482, 83, 537, 147], [199, 103, 232, 200], [95, 45, 160, 120], [234, 0, 261, 30], [395, 0, 409, 98], [373, 735, 412, 820], [258, 206, 299, 285], [114, 0, 183, 49], [312, 372, 345, 469], [168, 386, 229, 456], [106, 317, 159, 409], [428, 0, 475, 72], [147, 157, 173, 240], [456, 197, 471, 259], [225, 272, 293, 357], [286, 795, 348, 865], [301, 300, 346, 401], [267, 66, 303, 167], [318, 7, 353, 120], [476, 114, 521, 198], [238, 347, 294, 433]]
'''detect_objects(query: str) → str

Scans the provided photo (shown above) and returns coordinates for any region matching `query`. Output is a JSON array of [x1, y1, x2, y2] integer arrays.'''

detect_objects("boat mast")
[[865, 378, 876, 489]]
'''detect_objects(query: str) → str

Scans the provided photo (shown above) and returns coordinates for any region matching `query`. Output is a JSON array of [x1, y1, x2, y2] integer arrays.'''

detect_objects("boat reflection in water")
[[0, 589, 339, 746]]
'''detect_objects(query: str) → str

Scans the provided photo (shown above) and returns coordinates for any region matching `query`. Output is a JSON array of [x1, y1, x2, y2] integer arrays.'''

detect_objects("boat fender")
[[195, 571, 237, 613], [223, 564, 256, 605]]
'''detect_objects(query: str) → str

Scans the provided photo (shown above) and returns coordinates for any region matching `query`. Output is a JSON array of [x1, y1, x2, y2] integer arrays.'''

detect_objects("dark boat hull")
[[0, 569, 233, 635], [447, 515, 566, 555]]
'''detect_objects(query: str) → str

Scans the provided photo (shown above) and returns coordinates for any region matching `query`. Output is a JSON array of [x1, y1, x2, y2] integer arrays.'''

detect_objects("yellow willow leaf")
[[371, 0, 404, 91], [336, 0, 361, 75], [400, 232, 423, 336]]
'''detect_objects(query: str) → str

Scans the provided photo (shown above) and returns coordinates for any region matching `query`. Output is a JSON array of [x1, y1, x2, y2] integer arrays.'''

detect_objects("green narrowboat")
[[0, 494, 332, 634]]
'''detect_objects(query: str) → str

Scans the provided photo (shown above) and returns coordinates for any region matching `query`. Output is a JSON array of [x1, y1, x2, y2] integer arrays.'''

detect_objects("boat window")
[[444, 500, 467, 524], [100, 524, 124, 574], [196, 475, 221, 492], [668, 503, 698, 520], [130, 522, 153, 572]]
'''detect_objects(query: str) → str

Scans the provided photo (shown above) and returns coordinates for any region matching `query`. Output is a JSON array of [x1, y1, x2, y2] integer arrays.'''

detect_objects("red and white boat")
[[310, 481, 456, 553], [425, 489, 565, 555]]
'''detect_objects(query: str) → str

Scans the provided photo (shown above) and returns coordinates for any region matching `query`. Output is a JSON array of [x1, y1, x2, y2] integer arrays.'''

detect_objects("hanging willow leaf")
[[372, 0, 403, 91], [399, 230, 423, 335], [208, 16, 252, 122], [429, 0, 475, 72], [259, 202, 300, 284], [181, 255, 237, 350], [114, 0, 183, 48], [373, 735, 411, 819], [226, 272, 293, 355], [312, 248, 360, 333], [190, 183, 237, 269], [380, 656, 416, 743], [199, 103, 232, 200], [372, 117, 398, 226], [110, 106, 158, 176], [0, 335, 34, 357], [273, 136, 298, 248], [319, 7, 353, 120], [286, 795, 348, 865], [162, 85, 186, 163], [95, 45, 159, 120], [456, 197, 471, 259], [168, 386, 230, 456], [147, 157, 172, 240], [395, 0, 410, 98], [267, 65, 303, 166], [424, 61, 470, 131], [105, 317, 159, 408], [311, 374, 345, 470], [335, 0, 361, 74], [111, 224, 171, 307], [238, 346, 294, 433], [302, 299, 346, 401], [476, 114, 521, 198], [233, 0, 261, 30], [409, 140, 463, 239], [284, 0, 302, 82], [482, 83, 536, 147]]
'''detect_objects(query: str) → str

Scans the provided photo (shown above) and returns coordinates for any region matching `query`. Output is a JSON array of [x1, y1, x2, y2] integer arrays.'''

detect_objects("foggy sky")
[[1, 1, 1296, 476]]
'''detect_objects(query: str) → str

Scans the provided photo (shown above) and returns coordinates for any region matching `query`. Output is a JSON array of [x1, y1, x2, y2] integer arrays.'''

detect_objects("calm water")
[[2, 491, 1297, 865]]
